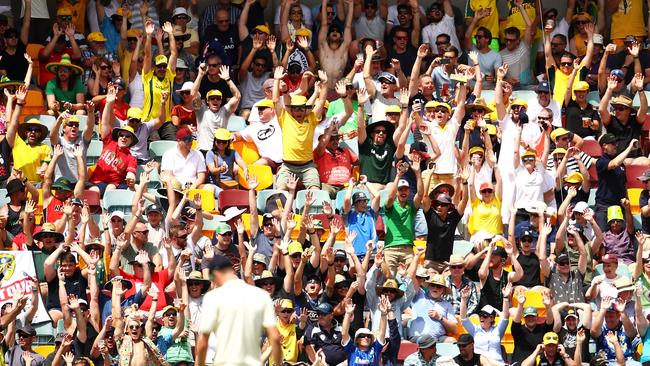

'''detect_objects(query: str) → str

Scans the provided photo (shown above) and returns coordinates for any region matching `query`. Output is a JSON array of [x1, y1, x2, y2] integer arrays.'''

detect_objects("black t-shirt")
[[46, 268, 88, 310], [0, 41, 28, 81], [454, 352, 482, 366], [595, 154, 627, 206], [0, 138, 13, 183], [511, 322, 553, 364], [424, 208, 461, 262], [202, 26, 240, 67], [325, 291, 365, 336], [479, 268, 507, 309], [304, 322, 346, 366], [559, 326, 590, 360], [564, 99, 600, 139], [555, 186, 590, 208], [295, 291, 330, 324], [515, 252, 541, 288], [607, 115, 642, 157], [199, 77, 233, 102], [386, 45, 418, 76]]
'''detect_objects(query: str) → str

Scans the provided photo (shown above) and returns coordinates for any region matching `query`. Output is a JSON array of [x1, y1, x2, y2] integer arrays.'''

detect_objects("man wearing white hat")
[[171, 7, 199, 55]]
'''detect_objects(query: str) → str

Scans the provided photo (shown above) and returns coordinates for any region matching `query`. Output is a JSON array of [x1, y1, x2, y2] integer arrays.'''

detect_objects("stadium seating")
[[102, 189, 135, 213]]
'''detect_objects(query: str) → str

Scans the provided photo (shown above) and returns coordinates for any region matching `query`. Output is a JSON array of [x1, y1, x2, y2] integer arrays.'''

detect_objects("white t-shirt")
[[197, 105, 230, 151], [421, 15, 461, 53], [160, 148, 207, 187], [129, 72, 145, 109], [198, 279, 276, 366], [239, 118, 283, 163], [513, 162, 555, 209], [537, 18, 570, 52], [354, 15, 386, 41], [240, 72, 272, 109], [430, 116, 460, 175]]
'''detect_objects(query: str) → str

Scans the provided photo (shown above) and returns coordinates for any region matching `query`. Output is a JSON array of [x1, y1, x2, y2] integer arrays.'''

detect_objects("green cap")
[[52, 177, 74, 191], [523, 306, 538, 317], [215, 223, 232, 235]]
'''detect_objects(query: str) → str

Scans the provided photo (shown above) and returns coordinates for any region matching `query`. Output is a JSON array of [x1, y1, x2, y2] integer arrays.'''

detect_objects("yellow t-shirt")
[[278, 110, 318, 163], [551, 65, 587, 105], [468, 196, 503, 235], [502, 1, 539, 41], [118, 43, 134, 82], [12, 136, 52, 183], [611, 0, 645, 40], [142, 68, 175, 122], [276, 320, 298, 363], [466, 0, 499, 39], [58, 0, 88, 34]]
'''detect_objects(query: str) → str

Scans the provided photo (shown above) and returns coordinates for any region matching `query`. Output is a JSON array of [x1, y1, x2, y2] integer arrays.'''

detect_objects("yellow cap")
[[126, 28, 141, 38], [424, 100, 437, 109], [521, 149, 536, 159], [469, 146, 485, 156], [550, 127, 570, 142], [511, 99, 528, 109], [64, 116, 80, 125], [385, 105, 401, 114], [295, 28, 311, 38], [155, 54, 168, 66], [87, 32, 107, 42], [434, 101, 451, 112], [543, 332, 559, 345], [213, 128, 231, 141], [564, 171, 584, 184], [607, 206, 624, 222], [254, 24, 270, 35], [287, 241, 303, 255], [206, 89, 223, 98], [114, 7, 131, 18], [288, 95, 308, 107], [278, 299, 294, 309], [485, 124, 497, 135], [255, 99, 274, 108], [551, 147, 567, 156], [574, 81, 590, 91], [127, 107, 143, 120]]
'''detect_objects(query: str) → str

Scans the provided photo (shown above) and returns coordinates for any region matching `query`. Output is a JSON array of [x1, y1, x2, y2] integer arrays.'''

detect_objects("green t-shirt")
[[359, 138, 395, 184], [383, 201, 416, 248], [326, 98, 360, 134], [45, 77, 84, 104]]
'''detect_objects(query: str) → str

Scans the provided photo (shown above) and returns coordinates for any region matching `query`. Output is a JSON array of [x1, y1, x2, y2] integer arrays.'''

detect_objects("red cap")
[[479, 182, 494, 191], [601, 254, 618, 264], [176, 127, 193, 140]]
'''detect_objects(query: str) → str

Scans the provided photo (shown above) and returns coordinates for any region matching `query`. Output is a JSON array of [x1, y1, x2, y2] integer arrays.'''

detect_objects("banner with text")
[[0, 251, 50, 324]]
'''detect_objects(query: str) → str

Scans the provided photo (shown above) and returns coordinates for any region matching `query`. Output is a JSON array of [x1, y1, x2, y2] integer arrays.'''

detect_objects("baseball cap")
[[543, 332, 559, 345], [638, 170, 650, 182], [599, 133, 617, 146], [16, 325, 36, 337], [523, 306, 538, 317], [146, 204, 163, 215], [315, 302, 333, 314], [455, 334, 474, 345], [377, 72, 397, 84], [397, 179, 410, 188], [434, 193, 452, 204], [176, 127, 193, 141], [536, 81, 551, 93], [564, 309, 578, 319], [572, 201, 589, 213], [610, 69, 625, 80], [556, 253, 570, 264], [352, 191, 369, 204]]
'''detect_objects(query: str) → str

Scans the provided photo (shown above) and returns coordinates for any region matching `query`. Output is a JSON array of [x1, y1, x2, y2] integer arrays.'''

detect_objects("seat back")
[[256, 189, 289, 213], [238, 164, 273, 190], [217, 189, 249, 212], [227, 115, 247, 132], [232, 139, 260, 164], [26, 44, 43, 85], [294, 189, 332, 213], [82, 190, 102, 214], [86, 140, 103, 166], [186, 188, 216, 211], [149, 141, 177, 163], [102, 189, 136, 213]]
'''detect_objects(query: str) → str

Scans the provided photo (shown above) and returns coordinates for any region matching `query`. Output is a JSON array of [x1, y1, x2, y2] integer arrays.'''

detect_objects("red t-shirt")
[[89, 135, 137, 186], [314, 147, 358, 185], [99, 98, 129, 122], [46, 196, 65, 223], [15, 225, 42, 250], [120, 269, 172, 311], [171, 105, 197, 127]]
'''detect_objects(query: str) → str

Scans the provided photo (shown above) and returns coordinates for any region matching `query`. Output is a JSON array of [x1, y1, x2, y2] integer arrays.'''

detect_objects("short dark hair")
[[476, 26, 492, 40], [504, 27, 520, 39], [442, 44, 459, 57], [560, 52, 576, 61], [59, 251, 77, 264], [552, 34, 567, 44], [393, 26, 409, 36], [436, 33, 451, 43], [396, 4, 411, 13]]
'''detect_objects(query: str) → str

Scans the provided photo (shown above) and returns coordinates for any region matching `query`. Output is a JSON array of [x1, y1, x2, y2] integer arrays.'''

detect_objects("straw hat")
[[45, 54, 83, 75]]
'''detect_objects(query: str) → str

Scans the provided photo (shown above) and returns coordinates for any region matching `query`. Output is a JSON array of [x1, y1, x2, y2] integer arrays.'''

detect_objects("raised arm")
[[142, 20, 155, 75]]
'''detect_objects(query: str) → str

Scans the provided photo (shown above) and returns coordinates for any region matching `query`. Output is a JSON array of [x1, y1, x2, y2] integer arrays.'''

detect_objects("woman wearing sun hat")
[[88, 86, 138, 196], [44, 53, 86, 114]]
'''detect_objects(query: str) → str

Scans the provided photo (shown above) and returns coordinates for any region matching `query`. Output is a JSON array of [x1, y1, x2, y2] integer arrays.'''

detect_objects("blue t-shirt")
[[344, 208, 377, 256], [343, 338, 384, 366], [156, 327, 174, 356], [206, 149, 241, 182], [99, 16, 121, 55]]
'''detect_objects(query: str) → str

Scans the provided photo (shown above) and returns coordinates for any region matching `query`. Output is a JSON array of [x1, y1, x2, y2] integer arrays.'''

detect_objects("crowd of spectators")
[[2, 0, 650, 365]]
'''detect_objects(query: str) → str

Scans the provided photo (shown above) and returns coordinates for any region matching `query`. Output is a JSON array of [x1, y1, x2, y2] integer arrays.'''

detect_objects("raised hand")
[[496, 64, 509, 79], [357, 87, 369, 105], [286, 172, 298, 191], [218, 65, 230, 81], [460, 285, 471, 300], [605, 43, 617, 55], [378, 294, 391, 314], [322, 201, 333, 216], [67, 294, 80, 310], [252, 34, 264, 50], [15, 84, 27, 102], [297, 36, 310, 50], [62, 351, 75, 365], [273, 66, 286, 80], [502, 282, 513, 298], [399, 87, 409, 105], [344, 297, 355, 314], [267, 34, 277, 50], [541, 222, 553, 236], [468, 50, 479, 65], [22, 351, 33, 365], [607, 75, 619, 90], [632, 73, 644, 92], [576, 328, 586, 343], [162, 21, 173, 34], [64, 23, 75, 37], [335, 80, 347, 97], [135, 249, 150, 265], [52, 23, 63, 37], [204, 244, 214, 260]]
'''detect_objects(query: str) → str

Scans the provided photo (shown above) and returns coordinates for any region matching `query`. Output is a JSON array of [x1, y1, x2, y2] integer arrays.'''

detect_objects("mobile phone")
[[427, 162, 436, 170], [440, 58, 450, 65]]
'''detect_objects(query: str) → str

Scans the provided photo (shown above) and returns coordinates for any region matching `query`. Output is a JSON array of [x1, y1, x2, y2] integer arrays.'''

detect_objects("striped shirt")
[[546, 152, 595, 177]]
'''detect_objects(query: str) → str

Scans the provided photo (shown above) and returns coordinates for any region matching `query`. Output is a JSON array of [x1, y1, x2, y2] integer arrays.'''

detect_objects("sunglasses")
[[118, 133, 132, 138], [128, 325, 142, 330], [258, 280, 275, 286], [557, 261, 570, 266], [450, 265, 463, 269], [434, 202, 450, 207], [290, 253, 301, 258], [182, 136, 194, 143], [520, 237, 533, 243], [100, 65, 110, 70], [434, 108, 449, 113], [474, 35, 487, 39], [357, 334, 372, 339], [26, 128, 41, 133], [220, 232, 233, 236], [614, 106, 628, 112], [59, 16, 73, 21], [127, 37, 137, 42], [156, 64, 168, 69], [522, 157, 535, 162], [180, 90, 191, 95], [164, 312, 177, 317], [373, 129, 387, 134], [66, 122, 79, 127], [280, 309, 294, 314], [208, 96, 222, 101], [480, 189, 493, 194], [216, 140, 229, 144], [560, 62, 573, 67], [290, 106, 309, 112]]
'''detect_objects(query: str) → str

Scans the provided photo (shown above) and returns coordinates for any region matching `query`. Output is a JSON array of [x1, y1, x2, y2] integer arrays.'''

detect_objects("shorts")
[[414, 208, 427, 237], [383, 244, 414, 272], [276, 161, 320, 189]]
